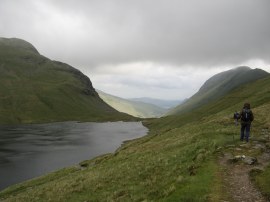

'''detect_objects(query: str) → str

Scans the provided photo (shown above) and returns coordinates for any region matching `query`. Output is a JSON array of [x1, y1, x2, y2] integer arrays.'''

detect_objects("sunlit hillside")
[[97, 90, 167, 118]]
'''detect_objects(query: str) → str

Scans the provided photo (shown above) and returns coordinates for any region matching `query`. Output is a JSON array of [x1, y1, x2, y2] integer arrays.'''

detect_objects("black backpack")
[[242, 108, 253, 122], [234, 112, 240, 119]]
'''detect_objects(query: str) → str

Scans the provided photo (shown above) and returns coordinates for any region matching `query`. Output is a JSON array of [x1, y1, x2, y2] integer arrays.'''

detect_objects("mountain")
[[129, 97, 183, 109], [2, 67, 270, 201], [97, 90, 167, 118], [0, 37, 132, 124], [167, 66, 269, 115]]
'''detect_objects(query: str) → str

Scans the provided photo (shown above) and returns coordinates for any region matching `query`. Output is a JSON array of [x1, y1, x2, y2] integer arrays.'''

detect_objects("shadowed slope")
[[167, 66, 269, 115], [0, 38, 132, 124]]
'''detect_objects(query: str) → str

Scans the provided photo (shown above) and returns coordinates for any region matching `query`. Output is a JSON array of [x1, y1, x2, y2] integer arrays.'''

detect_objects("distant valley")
[[97, 90, 169, 118], [98, 66, 269, 119], [129, 97, 183, 109]]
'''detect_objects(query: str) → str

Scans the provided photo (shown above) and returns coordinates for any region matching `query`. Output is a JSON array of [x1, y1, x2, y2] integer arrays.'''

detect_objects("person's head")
[[244, 103, 250, 109]]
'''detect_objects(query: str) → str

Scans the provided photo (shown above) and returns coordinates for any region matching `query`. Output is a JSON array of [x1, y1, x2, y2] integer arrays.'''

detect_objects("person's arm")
[[239, 110, 243, 120]]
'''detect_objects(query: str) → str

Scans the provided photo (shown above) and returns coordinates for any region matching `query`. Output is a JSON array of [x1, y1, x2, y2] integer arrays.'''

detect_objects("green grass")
[[167, 67, 269, 115], [252, 165, 270, 200], [0, 120, 230, 201], [1, 38, 270, 201], [2, 75, 270, 201], [0, 38, 134, 124]]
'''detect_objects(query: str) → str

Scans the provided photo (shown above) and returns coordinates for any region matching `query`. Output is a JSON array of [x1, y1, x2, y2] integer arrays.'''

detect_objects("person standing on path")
[[239, 103, 254, 142]]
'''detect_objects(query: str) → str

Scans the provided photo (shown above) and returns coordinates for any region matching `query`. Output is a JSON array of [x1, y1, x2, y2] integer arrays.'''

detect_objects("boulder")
[[243, 156, 257, 165]]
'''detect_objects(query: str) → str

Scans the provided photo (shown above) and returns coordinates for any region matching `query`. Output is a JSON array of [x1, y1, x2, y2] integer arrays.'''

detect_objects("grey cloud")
[[1, 0, 270, 69], [46, 0, 270, 67]]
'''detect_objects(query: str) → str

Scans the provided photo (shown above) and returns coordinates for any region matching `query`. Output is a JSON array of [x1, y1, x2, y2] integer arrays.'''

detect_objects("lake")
[[0, 121, 148, 191]]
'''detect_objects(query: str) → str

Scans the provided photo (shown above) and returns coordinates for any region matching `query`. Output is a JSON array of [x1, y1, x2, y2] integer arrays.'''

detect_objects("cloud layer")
[[1, 0, 270, 99]]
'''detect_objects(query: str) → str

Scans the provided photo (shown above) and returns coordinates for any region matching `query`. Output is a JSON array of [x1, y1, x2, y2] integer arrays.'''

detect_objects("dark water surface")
[[0, 121, 148, 190]]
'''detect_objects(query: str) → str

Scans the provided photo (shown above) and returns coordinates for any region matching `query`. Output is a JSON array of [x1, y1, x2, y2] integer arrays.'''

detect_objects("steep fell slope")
[[0, 38, 131, 124], [167, 66, 269, 115]]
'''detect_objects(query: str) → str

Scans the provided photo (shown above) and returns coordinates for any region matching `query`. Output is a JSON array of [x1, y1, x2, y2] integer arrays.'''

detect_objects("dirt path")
[[218, 141, 270, 202]]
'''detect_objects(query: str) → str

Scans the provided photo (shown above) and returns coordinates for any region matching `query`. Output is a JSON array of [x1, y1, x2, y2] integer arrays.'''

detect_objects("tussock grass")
[[0, 114, 236, 201], [252, 165, 270, 200], [0, 67, 270, 200]]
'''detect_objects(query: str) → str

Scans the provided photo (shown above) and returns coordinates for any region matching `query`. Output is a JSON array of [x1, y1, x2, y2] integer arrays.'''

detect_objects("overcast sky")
[[1, 0, 270, 99]]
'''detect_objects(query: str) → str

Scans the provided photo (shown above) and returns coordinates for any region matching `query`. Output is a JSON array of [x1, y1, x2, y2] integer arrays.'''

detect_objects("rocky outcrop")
[[53, 61, 98, 96]]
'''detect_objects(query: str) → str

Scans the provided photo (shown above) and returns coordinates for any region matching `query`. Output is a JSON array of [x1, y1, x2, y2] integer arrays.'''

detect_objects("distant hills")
[[129, 97, 183, 109], [1, 37, 269, 123], [3, 60, 270, 201], [97, 90, 167, 118], [0, 37, 132, 124], [167, 66, 269, 115]]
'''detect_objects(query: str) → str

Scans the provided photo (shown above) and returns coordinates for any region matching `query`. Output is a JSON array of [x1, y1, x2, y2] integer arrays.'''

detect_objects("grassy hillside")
[[167, 66, 269, 115], [97, 90, 167, 118], [0, 38, 133, 124], [1, 73, 269, 200]]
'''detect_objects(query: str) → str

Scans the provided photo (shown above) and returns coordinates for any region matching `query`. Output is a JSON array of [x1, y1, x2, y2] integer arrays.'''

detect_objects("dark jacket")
[[240, 108, 254, 124]]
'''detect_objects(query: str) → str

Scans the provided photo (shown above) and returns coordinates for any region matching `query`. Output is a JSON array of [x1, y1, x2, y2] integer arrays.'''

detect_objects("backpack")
[[242, 108, 253, 122], [234, 112, 240, 119]]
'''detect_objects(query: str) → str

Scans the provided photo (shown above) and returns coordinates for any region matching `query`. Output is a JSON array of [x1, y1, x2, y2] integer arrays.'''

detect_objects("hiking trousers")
[[240, 123, 251, 142]]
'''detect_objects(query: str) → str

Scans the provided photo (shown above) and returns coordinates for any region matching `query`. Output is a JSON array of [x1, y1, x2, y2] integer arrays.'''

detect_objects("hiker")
[[233, 111, 240, 125], [239, 103, 254, 142]]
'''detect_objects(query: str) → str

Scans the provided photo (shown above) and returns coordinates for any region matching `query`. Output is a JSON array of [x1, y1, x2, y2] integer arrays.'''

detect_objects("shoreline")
[[0, 121, 148, 191]]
